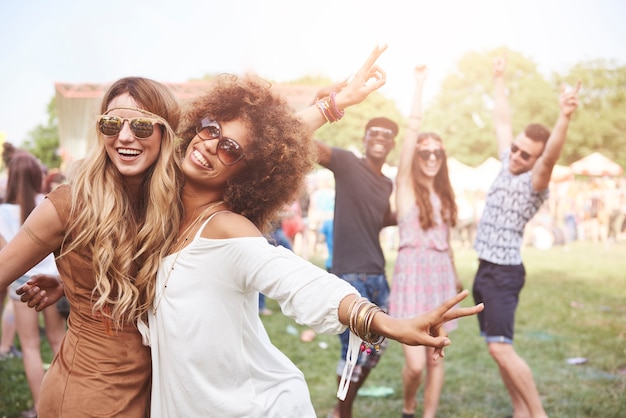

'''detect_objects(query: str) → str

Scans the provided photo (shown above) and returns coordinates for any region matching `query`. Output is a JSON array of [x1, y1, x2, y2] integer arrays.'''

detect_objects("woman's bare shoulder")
[[200, 211, 263, 239]]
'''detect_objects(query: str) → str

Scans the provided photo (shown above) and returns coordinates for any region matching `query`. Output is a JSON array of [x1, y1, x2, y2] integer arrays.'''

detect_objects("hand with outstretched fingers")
[[384, 290, 483, 360], [333, 44, 388, 109]]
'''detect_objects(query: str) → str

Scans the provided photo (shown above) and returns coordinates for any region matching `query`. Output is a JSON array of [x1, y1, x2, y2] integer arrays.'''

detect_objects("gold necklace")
[[153, 200, 224, 314]]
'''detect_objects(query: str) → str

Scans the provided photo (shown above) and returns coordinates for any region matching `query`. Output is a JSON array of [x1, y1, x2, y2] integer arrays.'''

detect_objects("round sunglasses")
[[97, 114, 163, 139], [417, 149, 445, 161], [195, 118, 245, 166]]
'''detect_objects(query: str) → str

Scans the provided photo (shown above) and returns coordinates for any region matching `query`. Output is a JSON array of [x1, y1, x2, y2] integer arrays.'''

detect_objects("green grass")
[[0, 334, 54, 418], [265, 241, 626, 418], [2, 241, 625, 417]]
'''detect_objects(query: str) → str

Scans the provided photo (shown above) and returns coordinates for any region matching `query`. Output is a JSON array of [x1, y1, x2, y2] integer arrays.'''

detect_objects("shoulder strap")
[[194, 210, 230, 239]]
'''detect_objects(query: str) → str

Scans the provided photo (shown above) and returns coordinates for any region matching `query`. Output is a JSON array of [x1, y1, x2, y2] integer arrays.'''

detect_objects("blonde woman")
[[2, 77, 183, 417]]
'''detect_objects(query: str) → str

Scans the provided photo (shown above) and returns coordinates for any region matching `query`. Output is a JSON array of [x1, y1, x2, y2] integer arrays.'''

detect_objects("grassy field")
[[265, 240, 626, 418], [1, 240, 625, 417]]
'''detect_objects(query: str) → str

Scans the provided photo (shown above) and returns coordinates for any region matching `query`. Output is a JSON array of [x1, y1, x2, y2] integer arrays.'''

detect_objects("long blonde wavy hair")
[[63, 77, 184, 329]]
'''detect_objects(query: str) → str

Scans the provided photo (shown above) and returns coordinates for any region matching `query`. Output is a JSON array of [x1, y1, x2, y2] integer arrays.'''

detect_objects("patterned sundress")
[[389, 193, 458, 331]]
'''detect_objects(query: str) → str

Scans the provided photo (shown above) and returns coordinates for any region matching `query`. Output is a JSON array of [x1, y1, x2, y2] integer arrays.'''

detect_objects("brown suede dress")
[[38, 185, 151, 417]]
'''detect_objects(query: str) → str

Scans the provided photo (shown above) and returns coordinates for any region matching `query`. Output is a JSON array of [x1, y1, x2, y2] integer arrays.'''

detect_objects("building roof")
[[54, 80, 321, 164], [55, 80, 319, 110]]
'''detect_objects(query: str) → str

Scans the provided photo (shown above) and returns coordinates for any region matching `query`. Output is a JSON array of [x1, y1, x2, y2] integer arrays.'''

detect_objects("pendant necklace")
[[153, 200, 224, 314]]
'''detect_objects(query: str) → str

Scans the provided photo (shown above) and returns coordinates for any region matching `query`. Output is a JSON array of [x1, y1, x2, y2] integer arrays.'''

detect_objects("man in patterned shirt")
[[472, 55, 580, 418]]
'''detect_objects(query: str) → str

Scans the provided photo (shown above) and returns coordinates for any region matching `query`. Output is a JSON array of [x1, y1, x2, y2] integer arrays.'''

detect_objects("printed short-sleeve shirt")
[[474, 151, 549, 265]]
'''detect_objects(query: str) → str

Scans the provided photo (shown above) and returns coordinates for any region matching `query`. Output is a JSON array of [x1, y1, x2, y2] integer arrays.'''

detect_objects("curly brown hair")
[[411, 132, 457, 230], [178, 73, 316, 233]]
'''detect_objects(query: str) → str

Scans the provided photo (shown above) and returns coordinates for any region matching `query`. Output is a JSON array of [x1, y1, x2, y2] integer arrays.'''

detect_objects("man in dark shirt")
[[316, 117, 398, 418]]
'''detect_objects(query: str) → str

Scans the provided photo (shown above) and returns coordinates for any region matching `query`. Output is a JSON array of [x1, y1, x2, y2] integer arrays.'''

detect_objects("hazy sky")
[[1, 0, 625, 145]]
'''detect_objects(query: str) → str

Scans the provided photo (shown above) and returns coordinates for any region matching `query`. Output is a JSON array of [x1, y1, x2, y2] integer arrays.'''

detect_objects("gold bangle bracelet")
[[349, 299, 368, 337]]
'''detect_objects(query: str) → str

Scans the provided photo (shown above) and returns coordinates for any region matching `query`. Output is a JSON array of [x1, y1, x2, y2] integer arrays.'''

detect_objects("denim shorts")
[[472, 260, 525, 344], [335, 273, 390, 379]]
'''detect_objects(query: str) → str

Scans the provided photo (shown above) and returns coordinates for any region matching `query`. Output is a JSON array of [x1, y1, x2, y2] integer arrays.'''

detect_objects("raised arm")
[[298, 45, 388, 166], [395, 65, 428, 218], [492, 56, 514, 156], [298, 44, 387, 130], [531, 81, 581, 191]]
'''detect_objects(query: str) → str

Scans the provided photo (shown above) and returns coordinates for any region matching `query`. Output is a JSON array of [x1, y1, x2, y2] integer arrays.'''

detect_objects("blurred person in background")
[[0, 151, 66, 418]]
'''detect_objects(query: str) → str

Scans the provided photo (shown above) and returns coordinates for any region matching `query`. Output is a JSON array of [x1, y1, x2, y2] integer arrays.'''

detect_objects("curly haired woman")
[[141, 50, 481, 417]]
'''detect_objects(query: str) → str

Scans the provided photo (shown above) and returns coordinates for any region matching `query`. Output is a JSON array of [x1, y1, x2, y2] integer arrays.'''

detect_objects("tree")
[[424, 47, 558, 166], [23, 97, 61, 169], [557, 59, 626, 168]]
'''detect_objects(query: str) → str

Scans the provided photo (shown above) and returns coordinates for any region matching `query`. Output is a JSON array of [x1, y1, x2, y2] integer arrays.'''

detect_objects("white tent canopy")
[[570, 152, 623, 177]]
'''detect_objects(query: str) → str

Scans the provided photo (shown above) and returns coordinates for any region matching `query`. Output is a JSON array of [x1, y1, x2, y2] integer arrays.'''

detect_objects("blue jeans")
[[336, 273, 390, 377]]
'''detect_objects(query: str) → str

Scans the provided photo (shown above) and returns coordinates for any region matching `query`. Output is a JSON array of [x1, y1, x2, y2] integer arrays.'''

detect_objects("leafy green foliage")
[[22, 97, 61, 169], [425, 47, 626, 169], [24, 49, 625, 171], [557, 59, 626, 167], [425, 47, 557, 166]]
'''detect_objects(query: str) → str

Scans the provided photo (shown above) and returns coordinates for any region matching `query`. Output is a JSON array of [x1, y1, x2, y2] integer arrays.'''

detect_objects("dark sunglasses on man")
[[510, 144, 534, 161]]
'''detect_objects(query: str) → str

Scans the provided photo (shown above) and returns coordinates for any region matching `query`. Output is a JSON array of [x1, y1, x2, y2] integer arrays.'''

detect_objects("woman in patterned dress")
[[389, 66, 462, 418]]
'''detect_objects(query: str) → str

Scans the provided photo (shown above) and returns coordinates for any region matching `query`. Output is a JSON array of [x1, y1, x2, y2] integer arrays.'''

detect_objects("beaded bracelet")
[[317, 100, 331, 123], [329, 92, 345, 119], [316, 95, 344, 123]]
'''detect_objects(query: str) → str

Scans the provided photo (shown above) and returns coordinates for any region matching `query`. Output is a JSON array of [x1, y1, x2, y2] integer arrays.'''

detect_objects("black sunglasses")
[[97, 115, 162, 139], [366, 127, 395, 141], [510, 144, 533, 161], [195, 118, 245, 166], [417, 149, 445, 161]]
